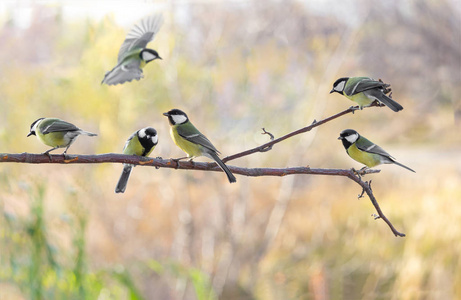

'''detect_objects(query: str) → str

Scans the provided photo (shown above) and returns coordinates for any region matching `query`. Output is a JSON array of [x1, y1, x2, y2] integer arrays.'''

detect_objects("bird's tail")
[[115, 164, 133, 193], [369, 90, 403, 112], [79, 130, 97, 137], [393, 160, 415, 173], [208, 151, 237, 183], [378, 93, 403, 112]]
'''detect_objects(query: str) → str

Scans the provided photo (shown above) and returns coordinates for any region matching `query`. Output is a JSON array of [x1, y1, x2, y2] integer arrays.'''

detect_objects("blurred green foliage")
[[0, 0, 460, 299]]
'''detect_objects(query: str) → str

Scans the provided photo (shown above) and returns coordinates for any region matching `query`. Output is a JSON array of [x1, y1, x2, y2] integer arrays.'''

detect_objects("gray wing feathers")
[[177, 130, 221, 154], [117, 13, 164, 62], [42, 121, 80, 134], [365, 89, 403, 112], [346, 79, 385, 95], [176, 126, 235, 183], [356, 138, 414, 172], [356, 138, 393, 158], [123, 132, 137, 151], [101, 60, 143, 85], [42, 120, 96, 136]]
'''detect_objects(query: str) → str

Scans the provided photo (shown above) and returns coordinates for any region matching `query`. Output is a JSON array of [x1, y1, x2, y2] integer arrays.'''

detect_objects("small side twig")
[[222, 103, 383, 163], [0, 103, 406, 237], [346, 170, 405, 237], [260, 128, 275, 152]]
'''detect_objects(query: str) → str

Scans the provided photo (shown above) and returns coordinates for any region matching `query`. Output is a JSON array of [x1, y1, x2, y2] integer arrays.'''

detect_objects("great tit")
[[27, 118, 97, 155], [115, 127, 158, 193], [338, 129, 415, 172], [330, 77, 403, 112], [102, 13, 164, 86], [163, 109, 237, 183]]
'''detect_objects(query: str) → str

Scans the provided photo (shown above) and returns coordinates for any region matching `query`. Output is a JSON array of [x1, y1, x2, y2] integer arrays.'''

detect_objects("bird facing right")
[[102, 13, 164, 86], [115, 127, 158, 193]]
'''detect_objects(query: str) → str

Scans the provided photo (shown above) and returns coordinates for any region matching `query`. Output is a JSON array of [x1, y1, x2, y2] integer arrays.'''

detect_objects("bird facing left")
[[338, 129, 415, 173], [163, 109, 237, 183], [27, 118, 97, 155]]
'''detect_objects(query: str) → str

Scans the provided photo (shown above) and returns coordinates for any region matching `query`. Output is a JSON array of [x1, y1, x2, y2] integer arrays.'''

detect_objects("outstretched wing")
[[41, 120, 80, 134], [355, 136, 393, 159], [101, 59, 143, 85], [117, 13, 164, 63], [176, 124, 220, 154], [344, 77, 387, 96]]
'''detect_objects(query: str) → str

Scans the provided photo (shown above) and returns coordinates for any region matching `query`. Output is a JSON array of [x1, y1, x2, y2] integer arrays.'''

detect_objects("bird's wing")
[[41, 120, 80, 134], [117, 13, 164, 63], [101, 60, 143, 85], [344, 77, 387, 96], [123, 131, 137, 152], [176, 125, 220, 154], [355, 137, 394, 159], [364, 89, 403, 112]]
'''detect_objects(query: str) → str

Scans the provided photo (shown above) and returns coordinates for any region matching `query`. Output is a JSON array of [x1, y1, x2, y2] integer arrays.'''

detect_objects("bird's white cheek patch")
[[138, 128, 147, 138], [171, 114, 187, 124], [345, 133, 359, 144], [151, 135, 158, 144], [32, 121, 41, 133], [335, 80, 345, 91], [142, 52, 156, 61]]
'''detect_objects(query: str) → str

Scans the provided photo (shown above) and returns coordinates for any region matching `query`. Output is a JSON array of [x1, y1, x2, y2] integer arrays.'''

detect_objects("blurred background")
[[0, 0, 460, 299]]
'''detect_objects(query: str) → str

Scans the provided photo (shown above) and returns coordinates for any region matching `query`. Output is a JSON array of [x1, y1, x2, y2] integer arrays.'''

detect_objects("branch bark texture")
[[0, 103, 405, 237]]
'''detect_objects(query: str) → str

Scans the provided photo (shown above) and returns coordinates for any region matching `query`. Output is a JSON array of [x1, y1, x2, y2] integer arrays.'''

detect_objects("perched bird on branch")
[[115, 127, 158, 193], [27, 118, 97, 155], [102, 13, 164, 86], [338, 129, 414, 172], [163, 109, 236, 183], [330, 77, 403, 112]]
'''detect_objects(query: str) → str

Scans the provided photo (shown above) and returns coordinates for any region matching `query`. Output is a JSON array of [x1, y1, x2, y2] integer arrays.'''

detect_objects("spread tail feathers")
[[115, 165, 133, 193], [208, 152, 237, 183]]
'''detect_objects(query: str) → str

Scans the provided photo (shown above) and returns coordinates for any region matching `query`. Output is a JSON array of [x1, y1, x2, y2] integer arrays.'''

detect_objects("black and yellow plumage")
[[330, 77, 403, 112], [27, 117, 97, 155], [102, 13, 164, 86], [338, 129, 414, 172], [115, 127, 158, 193], [163, 109, 236, 183]]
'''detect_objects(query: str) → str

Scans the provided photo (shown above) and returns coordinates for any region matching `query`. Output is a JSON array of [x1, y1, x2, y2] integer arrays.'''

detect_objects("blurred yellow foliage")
[[0, 1, 460, 299]]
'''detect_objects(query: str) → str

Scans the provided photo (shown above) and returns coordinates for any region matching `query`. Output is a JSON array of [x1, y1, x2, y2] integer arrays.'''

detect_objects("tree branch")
[[0, 103, 405, 237], [0, 153, 404, 237], [222, 102, 384, 163]]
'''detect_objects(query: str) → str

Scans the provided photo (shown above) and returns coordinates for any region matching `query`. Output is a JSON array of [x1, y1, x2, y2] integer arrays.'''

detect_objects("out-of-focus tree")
[[0, 0, 460, 299]]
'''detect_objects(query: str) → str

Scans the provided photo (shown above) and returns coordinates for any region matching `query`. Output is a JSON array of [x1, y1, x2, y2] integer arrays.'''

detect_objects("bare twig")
[[0, 103, 406, 237], [0, 153, 403, 236], [260, 128, 274, 152], [222, 103, 382, 163]]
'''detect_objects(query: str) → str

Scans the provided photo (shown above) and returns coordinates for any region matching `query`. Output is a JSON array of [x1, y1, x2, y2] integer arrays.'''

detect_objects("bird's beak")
[[158, 56, 163, 60], [337, 136, 343, 140], [163, 112, 169, 117], [27, 132, 33, 137], [329, 89, 335, 94]]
